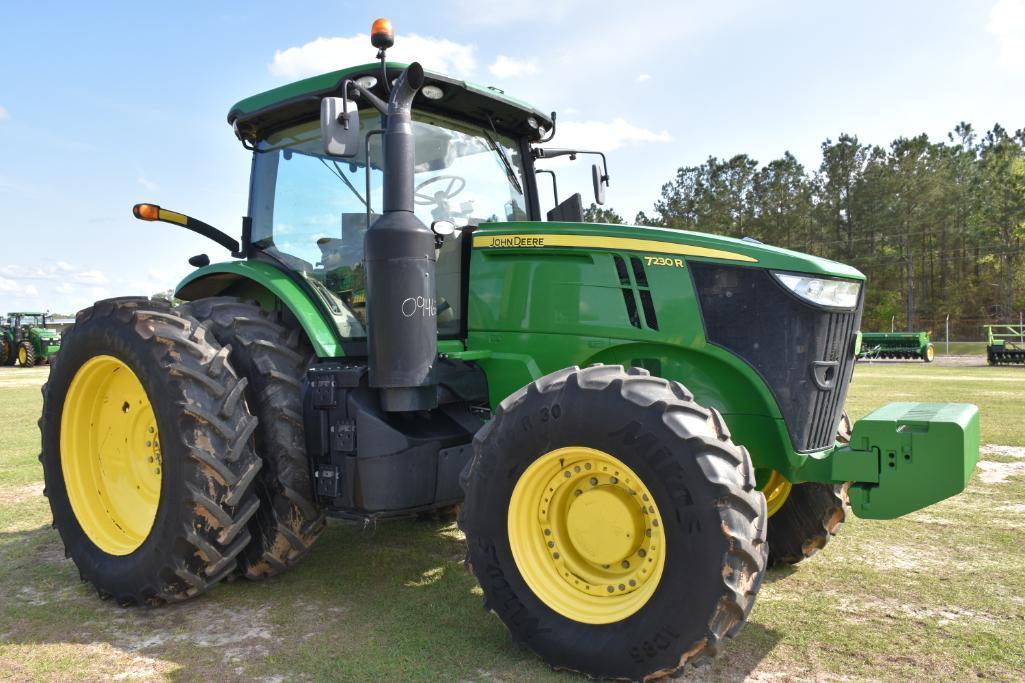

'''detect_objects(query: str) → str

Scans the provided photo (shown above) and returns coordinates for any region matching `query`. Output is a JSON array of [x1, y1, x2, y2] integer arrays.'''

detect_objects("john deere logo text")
[[482, 235, 545, 247]]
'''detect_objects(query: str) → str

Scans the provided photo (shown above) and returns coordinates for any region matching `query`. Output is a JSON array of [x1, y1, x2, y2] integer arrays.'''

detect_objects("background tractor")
[[40, 21, 980, 680], [1, 312, 60, 367]]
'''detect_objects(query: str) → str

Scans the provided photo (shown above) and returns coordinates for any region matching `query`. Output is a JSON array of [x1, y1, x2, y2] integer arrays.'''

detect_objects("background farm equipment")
[[1, 312, 60, 367], [986, 324, 1025, 365], [858, 331, 934, 362]]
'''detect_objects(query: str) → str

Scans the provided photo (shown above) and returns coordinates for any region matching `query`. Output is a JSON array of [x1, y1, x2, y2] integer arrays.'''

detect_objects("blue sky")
[[2, 0, 1024, 313]]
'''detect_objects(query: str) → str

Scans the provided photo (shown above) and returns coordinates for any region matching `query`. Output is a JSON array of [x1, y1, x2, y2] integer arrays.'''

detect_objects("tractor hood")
[[473, 222, 864, 280]]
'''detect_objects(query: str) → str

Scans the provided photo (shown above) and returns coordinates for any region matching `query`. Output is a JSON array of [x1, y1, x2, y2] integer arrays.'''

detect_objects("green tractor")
[[40, 22, 980, 680], [1, 312, 61, 367]]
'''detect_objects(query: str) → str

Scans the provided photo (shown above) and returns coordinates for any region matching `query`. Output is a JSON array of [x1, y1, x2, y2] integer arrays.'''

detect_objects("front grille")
[[690, 263, 863, 452]]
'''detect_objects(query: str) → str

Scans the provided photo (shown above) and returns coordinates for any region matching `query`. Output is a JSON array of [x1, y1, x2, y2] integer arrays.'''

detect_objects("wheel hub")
[[508, 446, 665, 624], [758, 469, 792, 517], [60, 355, 162, 555]]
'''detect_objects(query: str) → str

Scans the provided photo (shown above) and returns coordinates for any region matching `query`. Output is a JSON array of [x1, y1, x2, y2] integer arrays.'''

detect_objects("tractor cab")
[[242, 83, 537, 337]]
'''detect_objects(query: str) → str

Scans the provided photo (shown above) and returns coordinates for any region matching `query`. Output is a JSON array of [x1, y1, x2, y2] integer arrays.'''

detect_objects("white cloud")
[[546, 117, 672, 153], [488, 56, 538, 79], [24, 284, 39, 296], [0, 106, 8, 122], [635, 74, 652, 83], [55, 261, 74, 272], [137, 175, 159, 191], [74, 269, 108, 285], [270, 34, 476, 79], [55, 282, 74, 295], [0, 276, 18, 292], [989, 0, 1025, 76]]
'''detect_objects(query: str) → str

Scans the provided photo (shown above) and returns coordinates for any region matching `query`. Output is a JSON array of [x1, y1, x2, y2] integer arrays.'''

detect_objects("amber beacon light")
[[371, 18, 394, 49]]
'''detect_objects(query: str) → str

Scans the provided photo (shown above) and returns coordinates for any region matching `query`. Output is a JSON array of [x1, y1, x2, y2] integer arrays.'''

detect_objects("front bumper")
[[800, 402, 979, 519]]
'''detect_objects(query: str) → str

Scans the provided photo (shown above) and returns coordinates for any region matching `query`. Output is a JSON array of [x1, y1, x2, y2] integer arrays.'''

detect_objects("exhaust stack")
[[364, 62, 438, 412]]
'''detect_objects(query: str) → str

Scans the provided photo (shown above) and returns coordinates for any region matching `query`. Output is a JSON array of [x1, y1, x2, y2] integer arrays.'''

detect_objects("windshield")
[[249, 109, 529, 338]]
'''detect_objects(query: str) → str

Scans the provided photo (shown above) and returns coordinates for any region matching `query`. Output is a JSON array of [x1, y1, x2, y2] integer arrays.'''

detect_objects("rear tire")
[[179, 297, 325, 579], [0, 337, 11, 365], [767, 412, 852, 566], [922, 343, 935, 362], [40, 297, 262, 605], [17, 341, 35, 367], [460, 365, 767, 680]]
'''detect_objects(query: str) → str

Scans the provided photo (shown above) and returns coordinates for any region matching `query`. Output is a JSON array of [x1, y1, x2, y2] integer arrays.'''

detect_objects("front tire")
[[460, 365, 767, 680], [179, 297, 325, 579], [766, 412, 852, 566], [40, 297, 262, 605], [17, 341, 35, 367], [922, 343, 935, 362]]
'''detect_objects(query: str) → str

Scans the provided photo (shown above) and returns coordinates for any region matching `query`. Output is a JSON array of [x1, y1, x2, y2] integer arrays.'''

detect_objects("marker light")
[[355, 75, 378, 90], [133, 203, 160, 221], [371, 18, 394, 49], [774, 272, 861, 309], [526, 116, 539, 129], [421, 85, 444, 100]]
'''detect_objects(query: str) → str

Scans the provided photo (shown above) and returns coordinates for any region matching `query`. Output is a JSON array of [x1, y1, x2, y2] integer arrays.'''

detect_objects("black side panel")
[[303, 360, 487, 516], [690, 263, 862, 452], [546, 193, 584, 222]]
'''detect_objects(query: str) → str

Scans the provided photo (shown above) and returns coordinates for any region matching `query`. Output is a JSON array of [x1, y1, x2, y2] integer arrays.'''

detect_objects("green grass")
[[1, 362, 1023, 681], [937, 341, 987, 356]]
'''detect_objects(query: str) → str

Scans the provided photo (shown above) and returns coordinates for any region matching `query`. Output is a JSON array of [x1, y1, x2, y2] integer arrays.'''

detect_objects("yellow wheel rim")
[[60, 355, 162, 555], [760, 470, 792, 517], [508, 446, 666, 624], [18, 346, 27, 365], [926, 345, 935, 361]]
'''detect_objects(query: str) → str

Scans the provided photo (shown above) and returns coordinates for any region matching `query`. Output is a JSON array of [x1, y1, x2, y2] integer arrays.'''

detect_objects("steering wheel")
[[414, 175, 466, 205]]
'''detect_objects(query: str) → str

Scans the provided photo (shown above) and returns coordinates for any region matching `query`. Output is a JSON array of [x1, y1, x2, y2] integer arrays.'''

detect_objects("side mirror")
[[320, 97, 360, 157], [592, 163, 607, 205]]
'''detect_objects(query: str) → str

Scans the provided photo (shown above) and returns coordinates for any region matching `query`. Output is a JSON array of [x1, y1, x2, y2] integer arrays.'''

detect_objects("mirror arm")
[[341, 79, 388, 117], [534, 148, 609, 185]]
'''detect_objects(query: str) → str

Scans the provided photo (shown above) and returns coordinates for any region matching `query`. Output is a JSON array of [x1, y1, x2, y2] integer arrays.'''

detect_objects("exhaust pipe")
[[364, 63, 439, 412]]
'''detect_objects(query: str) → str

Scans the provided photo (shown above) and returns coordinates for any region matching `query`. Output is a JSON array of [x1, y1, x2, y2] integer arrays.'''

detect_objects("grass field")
[[1, 360, 1023, 681]]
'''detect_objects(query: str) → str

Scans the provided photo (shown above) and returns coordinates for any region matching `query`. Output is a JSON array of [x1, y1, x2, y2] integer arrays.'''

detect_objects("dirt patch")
[[976, 460, 1025, 484], [982, 444, 1025, 459], [99, 602, 276, 666], [834, 595, 996, 627], [856, 543, 938, 571], [0, 482, 44, 506]]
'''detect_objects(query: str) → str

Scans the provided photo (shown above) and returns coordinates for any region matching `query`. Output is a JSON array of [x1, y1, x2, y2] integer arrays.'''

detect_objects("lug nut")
[[590, 477, 598, 486]]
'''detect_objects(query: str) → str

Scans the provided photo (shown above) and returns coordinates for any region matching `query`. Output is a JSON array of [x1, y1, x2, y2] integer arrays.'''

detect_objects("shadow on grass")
[[0, 518, 782, 681]]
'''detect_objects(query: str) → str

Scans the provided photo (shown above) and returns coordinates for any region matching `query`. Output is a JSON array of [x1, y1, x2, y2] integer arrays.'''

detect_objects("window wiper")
[[481, 120, 523, 196]]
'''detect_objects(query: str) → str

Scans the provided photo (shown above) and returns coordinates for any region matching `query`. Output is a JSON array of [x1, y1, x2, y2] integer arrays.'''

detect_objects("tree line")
[[587, 123, 1025, 339]]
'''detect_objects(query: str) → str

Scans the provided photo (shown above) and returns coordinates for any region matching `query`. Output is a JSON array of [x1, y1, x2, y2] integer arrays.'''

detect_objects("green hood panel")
[[475, 222, 864, 280]]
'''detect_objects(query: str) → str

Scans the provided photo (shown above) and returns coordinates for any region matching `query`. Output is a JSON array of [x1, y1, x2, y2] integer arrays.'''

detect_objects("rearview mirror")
[[592, 163, 607, 205], [320, 97, 360, 158]]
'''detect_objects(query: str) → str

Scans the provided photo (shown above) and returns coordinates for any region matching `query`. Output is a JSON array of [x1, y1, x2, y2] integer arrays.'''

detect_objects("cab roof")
[[228, 61, 553, 147]]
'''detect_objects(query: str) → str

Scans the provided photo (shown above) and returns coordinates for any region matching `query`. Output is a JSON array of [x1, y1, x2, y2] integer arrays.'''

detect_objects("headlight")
[[773, 272, 861, 309]]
